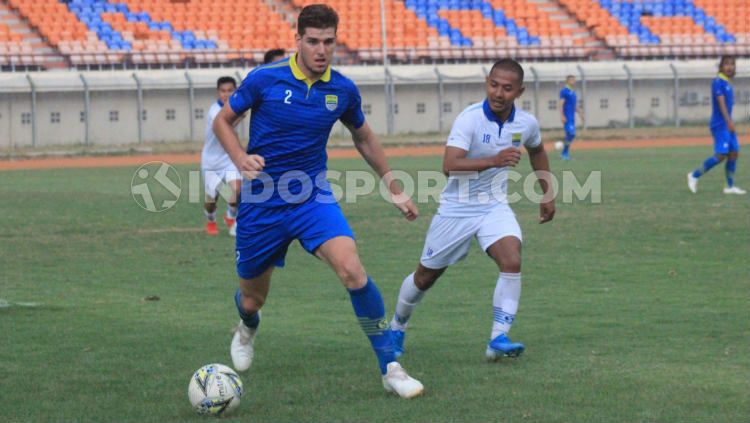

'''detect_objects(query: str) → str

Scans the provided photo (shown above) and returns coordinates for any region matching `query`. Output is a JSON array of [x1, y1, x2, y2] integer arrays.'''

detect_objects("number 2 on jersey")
[[284, 90, 292, 104]]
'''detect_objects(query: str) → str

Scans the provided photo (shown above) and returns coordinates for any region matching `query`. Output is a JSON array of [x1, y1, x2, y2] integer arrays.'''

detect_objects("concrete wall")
[[0, 59, 748, 148]]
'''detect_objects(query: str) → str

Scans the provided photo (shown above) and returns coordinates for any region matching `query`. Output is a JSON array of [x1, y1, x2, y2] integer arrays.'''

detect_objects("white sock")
[[204, 210, 216, 222], [491, 272, 521, 340], [390, 272, 425, 331], [227, 206, 237, 219]]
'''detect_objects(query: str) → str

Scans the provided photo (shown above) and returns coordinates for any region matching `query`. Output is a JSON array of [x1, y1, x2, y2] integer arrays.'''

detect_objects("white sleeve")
[[207, 104, 221, 126], [446, 111, 474, 151], [524, 116, 542, 148]]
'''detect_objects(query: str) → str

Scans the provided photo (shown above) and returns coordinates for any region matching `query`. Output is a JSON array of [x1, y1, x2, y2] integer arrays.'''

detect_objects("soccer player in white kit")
[[202, 76, 242, 236], [389, 59, 555, 360]]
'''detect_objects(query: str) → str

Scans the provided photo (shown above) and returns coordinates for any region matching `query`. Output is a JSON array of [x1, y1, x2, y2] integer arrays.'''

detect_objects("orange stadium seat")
[[1, 0, 748, 66]]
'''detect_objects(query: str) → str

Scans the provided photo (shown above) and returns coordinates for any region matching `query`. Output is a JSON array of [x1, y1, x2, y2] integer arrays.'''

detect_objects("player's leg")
[[723, 134, 745, 194], [478, 207, 525, 360], [231, 204, 292, 371], [562, 123, 575, 160], [224, 174, 241, 235], [315, 236, 423, 398], [390, 215, 476, 355], [294, 199, 422, 398], [203, 169, 222, 235], [390, 264, 445, 357], [389, 214, 475, 356], [231, 267, 273, 371], [689, 128, 729, 193]]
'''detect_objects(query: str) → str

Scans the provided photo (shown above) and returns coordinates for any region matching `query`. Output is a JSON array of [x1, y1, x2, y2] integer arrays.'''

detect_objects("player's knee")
[[499, 253, 522, 273], [414, 266, 443, 290], [334, 259, 367, 289], [716, 154, 727, 162], [240, 293, 264, 314]]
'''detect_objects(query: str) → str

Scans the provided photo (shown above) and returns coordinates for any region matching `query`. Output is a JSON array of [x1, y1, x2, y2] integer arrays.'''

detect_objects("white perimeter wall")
[[0, 59, 748, 148]]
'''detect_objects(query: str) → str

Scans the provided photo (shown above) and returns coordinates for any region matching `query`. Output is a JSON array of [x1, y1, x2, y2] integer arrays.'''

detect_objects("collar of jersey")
[[290, 53, 331, 89], [216, 99, 224, 107], [718, 72, 731, 82], [483, 99, 515, 126], [566, 84, 575, 90]]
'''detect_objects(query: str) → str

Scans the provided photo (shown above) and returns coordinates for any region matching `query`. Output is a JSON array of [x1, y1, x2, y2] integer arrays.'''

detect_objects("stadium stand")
[[0, 0, 748, 68]]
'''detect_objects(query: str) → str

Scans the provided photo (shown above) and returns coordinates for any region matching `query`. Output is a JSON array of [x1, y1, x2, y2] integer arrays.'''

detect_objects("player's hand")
[[391, 192, 419, 221], [494, 147, 522, 168], [539, 199, 555, 224], [728, 121, 736, 133], [235, 154, 265, 180], [561, 116, 567, 125]]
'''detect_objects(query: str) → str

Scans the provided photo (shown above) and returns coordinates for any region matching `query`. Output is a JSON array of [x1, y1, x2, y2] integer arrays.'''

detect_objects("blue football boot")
[[485, 333, 524, 361], [392, 329, 406, 358]]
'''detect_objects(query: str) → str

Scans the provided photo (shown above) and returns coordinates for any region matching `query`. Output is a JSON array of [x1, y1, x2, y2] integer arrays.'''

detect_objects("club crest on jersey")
[[511, 133, 522, 147], [325, 95, 338, 111]]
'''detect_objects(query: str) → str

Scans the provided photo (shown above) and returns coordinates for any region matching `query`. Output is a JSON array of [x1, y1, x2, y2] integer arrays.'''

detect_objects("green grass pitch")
[[1, 146, 748, 422]]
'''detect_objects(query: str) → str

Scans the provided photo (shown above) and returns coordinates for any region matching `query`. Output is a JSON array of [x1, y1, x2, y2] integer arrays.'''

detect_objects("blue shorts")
[[564, 122, 576, 142], [711, 127, 740, 154], [235, 199, 355, 279]]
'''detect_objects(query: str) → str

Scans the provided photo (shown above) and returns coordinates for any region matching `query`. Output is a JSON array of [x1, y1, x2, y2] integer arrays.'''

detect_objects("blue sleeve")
[[712, 79, 725, 99], [229, 69, 263, 115], [340, 82, 366, 129], [559, 89, 565, 100]]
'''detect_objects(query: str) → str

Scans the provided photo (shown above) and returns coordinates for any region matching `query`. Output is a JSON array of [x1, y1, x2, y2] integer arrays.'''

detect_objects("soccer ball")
[[554, 141, 564, 151], [188, 363, 243, 416]]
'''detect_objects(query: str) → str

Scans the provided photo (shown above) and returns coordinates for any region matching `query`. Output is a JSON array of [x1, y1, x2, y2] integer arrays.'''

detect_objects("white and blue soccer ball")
[[188, 363, 243, 416]]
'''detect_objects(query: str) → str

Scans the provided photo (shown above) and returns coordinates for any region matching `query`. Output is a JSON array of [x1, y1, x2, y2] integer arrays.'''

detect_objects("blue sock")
[[726, 159, 736, 187], [693, 156, 721, 178], [348, 278, 395, 375], [562, 142, 570, 155], [234, 289, 260, 329]]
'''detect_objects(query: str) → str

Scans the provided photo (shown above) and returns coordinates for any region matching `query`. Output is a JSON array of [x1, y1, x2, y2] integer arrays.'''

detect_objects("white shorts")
[[420, 205, 522, 269], [202, 166, 241, 199]]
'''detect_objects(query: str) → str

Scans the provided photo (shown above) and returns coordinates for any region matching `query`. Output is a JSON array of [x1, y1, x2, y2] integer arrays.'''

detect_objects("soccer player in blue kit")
[[559, 75, 583, 161], [688, 56, 745, 195], [212, 4, 424, 398]]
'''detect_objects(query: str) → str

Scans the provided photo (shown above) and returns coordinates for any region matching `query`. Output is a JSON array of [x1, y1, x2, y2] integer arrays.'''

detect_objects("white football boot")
[[687, 172, 698, 193], [382, 362, 424, 399], [231, 320, 257, 372], [723, 186, 747, 194]]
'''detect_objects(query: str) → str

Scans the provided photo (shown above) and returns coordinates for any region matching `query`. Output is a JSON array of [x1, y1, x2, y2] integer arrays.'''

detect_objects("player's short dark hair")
[[566, 74, 575, 80], [719, 55, 735, 68], [216, 76, 236, 89], [263, 48, 285, 64], [297, 4, 339, 36], [490, 58, 524, 84]]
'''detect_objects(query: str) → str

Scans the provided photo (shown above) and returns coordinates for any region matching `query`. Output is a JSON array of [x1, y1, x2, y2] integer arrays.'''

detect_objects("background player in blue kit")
[[212, 4, 424, 398], [688, 56, 745, 195], [559, 75, 584, 161]]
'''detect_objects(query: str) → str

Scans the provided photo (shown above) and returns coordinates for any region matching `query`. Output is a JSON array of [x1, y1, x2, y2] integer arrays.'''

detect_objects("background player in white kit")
[[202, 76, 242, 236], [389, 59, 555, 360]]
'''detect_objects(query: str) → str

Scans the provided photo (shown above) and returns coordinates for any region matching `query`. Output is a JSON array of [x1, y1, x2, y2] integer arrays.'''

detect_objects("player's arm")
[[526, 143, 555, 224], [716, 95, 735, 133], [346, 121, 418, 221], [443, 146, 520, 175], [213, 103, 264, 179], [559, 95, 567, 124]]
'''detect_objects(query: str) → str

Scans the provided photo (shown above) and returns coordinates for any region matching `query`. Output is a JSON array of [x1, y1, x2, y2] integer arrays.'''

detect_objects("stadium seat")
[[1, 0, 748, 65]]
